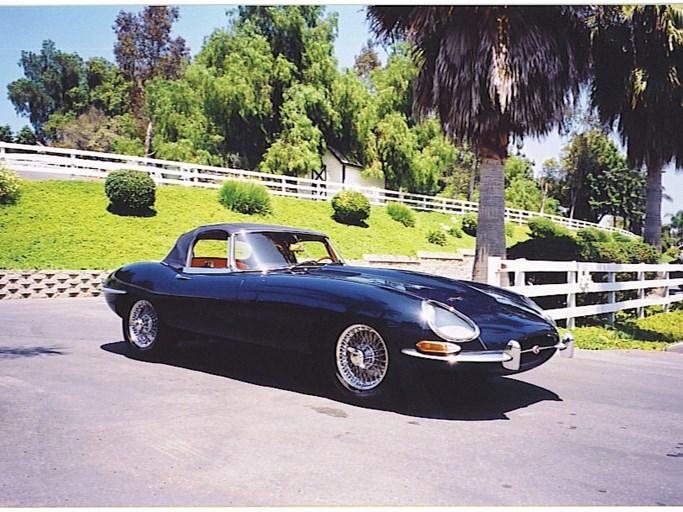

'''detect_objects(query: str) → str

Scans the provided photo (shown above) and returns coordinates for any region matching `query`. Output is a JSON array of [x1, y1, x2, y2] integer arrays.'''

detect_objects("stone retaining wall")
[[349, 249, 475, 280], [0, 250, 474, 300], [0, 270, 108, 300]]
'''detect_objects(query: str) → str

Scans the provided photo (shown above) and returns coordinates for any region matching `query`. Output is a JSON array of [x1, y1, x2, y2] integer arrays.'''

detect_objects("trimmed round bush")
[[105, 169, 156, 214], [0, 166, 21, 205], [386, 202, 415, 227], [461, 213, 477, 237], [331, 190, 370, 226], [218, 179, 272, 215]]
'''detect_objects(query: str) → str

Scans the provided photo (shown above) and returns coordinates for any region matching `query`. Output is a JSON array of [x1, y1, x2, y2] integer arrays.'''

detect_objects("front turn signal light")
[[416, 341, 461, 355]]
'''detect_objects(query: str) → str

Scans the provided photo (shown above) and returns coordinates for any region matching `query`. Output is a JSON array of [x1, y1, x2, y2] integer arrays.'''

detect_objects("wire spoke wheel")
[[127, 300, 159, 350], [335, 324, 389, 392]]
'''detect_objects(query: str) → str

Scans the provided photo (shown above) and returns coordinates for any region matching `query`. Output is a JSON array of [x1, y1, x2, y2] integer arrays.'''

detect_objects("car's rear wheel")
[[123, 299, 173, 358], [331, 323, 392, 402]]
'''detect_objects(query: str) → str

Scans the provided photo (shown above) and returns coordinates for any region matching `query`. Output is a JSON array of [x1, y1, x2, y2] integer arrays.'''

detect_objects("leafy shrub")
[[577, 227, 610, 243], [505, 222, 515, 239], [528, 217, 571, 239], [461, 213, 477, 236], [611, 232, 632, 244], [563, 326, 670, 351], [104, 169, 156, 215], [448, 225, 463, 238], [331, 190, 370, 226], [582, 240, 659, 264], [427, 229, 447, 246], [386, 202, 415, 227], [508, 235, 584, 262], [0, 166, 21, 205], [631, 310, 683, 343], [623, 240, 659, 264], [218, 179, 272, 215]]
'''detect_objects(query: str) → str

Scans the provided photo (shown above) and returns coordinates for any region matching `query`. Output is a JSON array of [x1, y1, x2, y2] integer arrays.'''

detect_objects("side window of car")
[[190, 238, 228, 269], [235, 233, 289, 270]]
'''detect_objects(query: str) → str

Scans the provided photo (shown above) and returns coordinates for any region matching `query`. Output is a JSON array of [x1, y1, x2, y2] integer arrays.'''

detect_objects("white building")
[[317, 147, 384, 189]]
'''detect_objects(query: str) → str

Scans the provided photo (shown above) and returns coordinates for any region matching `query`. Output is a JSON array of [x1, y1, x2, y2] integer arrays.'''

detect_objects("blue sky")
[[0, 4, 680, 218]]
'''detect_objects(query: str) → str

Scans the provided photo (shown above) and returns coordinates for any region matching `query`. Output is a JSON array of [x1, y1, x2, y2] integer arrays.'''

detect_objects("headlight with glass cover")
[[421, 300, 480, 342]]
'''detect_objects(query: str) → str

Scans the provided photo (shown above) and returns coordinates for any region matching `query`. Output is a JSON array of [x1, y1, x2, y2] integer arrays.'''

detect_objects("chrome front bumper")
[[401, 333, 575, 371]]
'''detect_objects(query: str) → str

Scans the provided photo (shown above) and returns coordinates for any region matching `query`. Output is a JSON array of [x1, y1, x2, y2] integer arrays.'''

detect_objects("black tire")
[[328, 323, 396, 404], [123, 299, 174, 359]]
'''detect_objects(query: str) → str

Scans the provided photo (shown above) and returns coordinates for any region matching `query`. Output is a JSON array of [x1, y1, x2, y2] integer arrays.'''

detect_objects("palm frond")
[[367, 6, 591, 149]]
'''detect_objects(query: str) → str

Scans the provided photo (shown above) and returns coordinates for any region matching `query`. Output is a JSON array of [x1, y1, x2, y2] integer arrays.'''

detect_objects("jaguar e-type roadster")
[[102, 223, 573, 401]]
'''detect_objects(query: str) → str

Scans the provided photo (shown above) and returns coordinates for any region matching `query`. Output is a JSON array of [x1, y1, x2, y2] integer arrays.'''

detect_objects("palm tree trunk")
[[643, 157, 663, 254], [472, 155, 507, 283]]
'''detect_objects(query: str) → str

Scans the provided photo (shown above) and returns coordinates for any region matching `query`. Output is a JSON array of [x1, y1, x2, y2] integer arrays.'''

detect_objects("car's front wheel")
[[331, 323, 393, 402], [123, 299, 173, 358]]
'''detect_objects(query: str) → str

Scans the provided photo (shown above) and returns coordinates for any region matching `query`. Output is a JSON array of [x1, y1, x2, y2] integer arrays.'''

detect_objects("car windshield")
[[233, 231, 341, 271]]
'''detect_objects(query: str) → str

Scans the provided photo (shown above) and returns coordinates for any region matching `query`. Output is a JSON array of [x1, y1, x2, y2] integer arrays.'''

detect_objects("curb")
[[665, 342, 683, 354]]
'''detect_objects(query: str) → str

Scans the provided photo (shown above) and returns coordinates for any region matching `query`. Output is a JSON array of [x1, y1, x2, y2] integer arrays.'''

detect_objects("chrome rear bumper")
[[401, 333, 575, 371]]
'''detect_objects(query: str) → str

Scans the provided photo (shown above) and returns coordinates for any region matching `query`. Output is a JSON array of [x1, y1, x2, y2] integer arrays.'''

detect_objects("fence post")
[[637, 270, 645, 318], [607, 271, 616, 324], [566, 263, 577, 330], [487, 257, 502, 287], [664, 270, 671, 313], [513, 259, 526, 287]]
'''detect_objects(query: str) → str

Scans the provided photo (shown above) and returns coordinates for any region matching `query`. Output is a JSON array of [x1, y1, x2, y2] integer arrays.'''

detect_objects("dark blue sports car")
[[102, 223, 573, 401]]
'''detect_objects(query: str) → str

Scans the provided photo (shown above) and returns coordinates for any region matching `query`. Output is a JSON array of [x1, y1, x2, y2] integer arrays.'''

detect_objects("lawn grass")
[[0, 180, 530, 270]]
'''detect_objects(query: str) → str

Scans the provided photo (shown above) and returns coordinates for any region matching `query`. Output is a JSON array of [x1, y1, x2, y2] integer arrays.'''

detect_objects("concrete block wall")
[[0, 250, 474, 300], [349, 249, 475, 280], [0, 270, 108, 300]]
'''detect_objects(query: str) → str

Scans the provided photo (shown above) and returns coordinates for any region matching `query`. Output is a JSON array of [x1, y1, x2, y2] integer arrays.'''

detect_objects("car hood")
[[314, 265, 552, 326]]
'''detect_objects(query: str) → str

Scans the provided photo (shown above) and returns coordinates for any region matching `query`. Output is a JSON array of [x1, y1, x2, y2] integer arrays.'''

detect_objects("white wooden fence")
[[488, 257, 683, 328], [0, 142, 636, 237]]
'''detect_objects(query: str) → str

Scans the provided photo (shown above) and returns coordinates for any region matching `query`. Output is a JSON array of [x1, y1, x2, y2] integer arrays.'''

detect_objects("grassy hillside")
[[0, 180, 530, 270]]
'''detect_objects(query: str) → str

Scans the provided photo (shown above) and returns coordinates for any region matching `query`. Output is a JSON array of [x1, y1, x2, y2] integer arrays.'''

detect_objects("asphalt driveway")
[[0, 297, 681, 506]]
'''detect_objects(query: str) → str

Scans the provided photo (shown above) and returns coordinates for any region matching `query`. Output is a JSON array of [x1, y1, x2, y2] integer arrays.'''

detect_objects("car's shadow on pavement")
[[101, 338, 561, 421]]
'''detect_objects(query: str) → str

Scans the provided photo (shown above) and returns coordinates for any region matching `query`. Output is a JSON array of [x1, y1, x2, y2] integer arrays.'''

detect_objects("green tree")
[[85, 57, 132, 116], [503, 156, 541, 212], [591, 5, 683, 253], [668, 210, 683, 247], [15, 126, 37, 145], [559, 130, 645, 231], [145, 76, 222, 165], [7, 40, 86, 140], [368, 6, 591, 281], [329, 69, 372, 161], [0, 125, 13, 143], [192, 27, 276, 167], [259, 84, 329, 176], [539, 158, 563, 214]]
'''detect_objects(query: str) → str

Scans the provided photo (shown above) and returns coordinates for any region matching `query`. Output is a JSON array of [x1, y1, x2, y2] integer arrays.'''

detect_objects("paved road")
[[1, 298, 681, 506]]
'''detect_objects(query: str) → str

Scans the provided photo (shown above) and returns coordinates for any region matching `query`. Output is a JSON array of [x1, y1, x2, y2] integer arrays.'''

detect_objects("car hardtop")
[[162, 223, 331, 270]]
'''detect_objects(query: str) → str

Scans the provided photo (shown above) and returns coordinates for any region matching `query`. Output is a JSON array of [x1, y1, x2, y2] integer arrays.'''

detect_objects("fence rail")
[[487, 257, 683, 328], [0, 141, 636, 237]]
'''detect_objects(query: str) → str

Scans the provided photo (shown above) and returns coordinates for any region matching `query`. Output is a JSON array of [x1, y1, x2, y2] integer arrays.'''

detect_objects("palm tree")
[[591, 5, 683, 254], [367, 6, 591, 282]]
